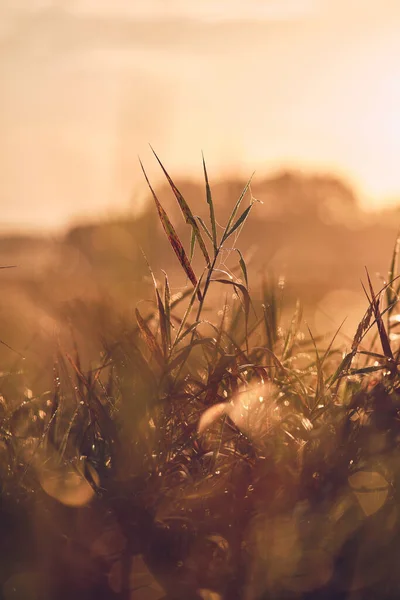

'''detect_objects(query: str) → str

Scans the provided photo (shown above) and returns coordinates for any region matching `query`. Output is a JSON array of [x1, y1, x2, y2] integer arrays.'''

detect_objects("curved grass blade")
[[167, 338, 216, 372], [141, 249, 169, 357], [189, 227, 196, 264], [139, 158, 201, 299], [282, 299, 303, 361], [202, 153, 218, 253], [387, 231, 400, 324], [151, 147, 211, 267], [173, 271, 205, 347], [263, 278, 278, 352], [174, 320, 202, 346], [196, 215, 214, 243], [163, 270, 172, 349], [222, 174, 254, 243], [236, 249, 249, 288], [211, 278, 252, 352], [365, 269, 394, 362], [223, 203, 254, 241], [136, 308, 164, 367], [350, 365, 386, 375]]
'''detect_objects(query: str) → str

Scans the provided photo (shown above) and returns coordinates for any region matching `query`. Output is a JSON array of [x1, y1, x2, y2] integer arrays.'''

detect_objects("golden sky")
[[1, 0, 400, 231]]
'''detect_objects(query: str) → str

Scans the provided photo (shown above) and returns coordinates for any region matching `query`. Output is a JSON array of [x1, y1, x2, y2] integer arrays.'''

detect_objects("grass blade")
[[139, 158, 201, 300], [365, 269, 394, 362], [211, 278, 252, 352], [173, 271, 205, 347], [189, 227, 196, 264], [387, 231, 400, 313], [222, 174, 254, 243], [235, 249, 249, 288], [196, 215, 214, 243], [202, 153, 218, 253], [141, 249, 169, 357], [223, 203, 254, 241], [163, 271, 172, 350], [135, 308, 164, 367], [151, 147, 211, 267]]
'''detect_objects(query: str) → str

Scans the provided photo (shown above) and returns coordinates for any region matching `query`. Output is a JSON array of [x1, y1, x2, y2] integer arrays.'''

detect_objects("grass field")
[[1, 154, 400, 599]]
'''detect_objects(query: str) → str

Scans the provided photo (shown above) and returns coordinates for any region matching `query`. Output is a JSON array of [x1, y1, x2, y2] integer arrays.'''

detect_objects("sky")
[[1, 0, 400, 231]]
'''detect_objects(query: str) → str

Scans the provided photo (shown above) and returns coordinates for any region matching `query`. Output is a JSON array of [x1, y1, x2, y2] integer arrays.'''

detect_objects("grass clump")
[[0, 154, 400, 599]]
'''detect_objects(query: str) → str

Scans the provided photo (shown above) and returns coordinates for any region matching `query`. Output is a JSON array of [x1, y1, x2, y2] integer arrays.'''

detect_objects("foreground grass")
[[1, 155, 400, 599]]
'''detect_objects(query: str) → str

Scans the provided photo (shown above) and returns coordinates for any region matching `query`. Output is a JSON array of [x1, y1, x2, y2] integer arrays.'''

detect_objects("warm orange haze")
[[2, 4, 400, 600], [1, 0, 400, 230]]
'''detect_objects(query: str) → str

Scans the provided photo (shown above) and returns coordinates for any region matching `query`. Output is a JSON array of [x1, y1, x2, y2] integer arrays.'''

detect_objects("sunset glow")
[[1, 0, 400, 230]]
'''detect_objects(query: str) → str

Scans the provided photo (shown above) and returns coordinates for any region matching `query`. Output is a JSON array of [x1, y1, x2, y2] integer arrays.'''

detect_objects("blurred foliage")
[[0, 159, 400, 599]]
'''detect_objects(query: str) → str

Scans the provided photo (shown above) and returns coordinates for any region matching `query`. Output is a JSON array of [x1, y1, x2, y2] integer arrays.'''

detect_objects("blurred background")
[[1, 0, 400, 367]]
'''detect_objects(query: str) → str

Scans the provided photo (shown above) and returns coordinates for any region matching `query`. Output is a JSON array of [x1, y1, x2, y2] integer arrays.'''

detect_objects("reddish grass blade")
[[150, 147, 211, 267], [139, 158, 201, 300]]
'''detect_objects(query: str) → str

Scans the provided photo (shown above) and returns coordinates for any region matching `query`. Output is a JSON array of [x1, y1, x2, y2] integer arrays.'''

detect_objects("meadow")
[[0, 154, 400, 599]]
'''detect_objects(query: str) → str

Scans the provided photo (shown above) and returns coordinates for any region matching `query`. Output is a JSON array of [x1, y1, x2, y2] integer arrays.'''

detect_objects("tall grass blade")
[[235, 249, 249, 288], [222, 174, 254, 243], [189, 228, 196, 264], [135, 308, 164, 367], [139, 158, 200, 299], [282, 299, 303, 360], [173, 271, 205, 347], [387, 231, 400, 324], [196, 216, 214, 243], [365, 269, 394, 361], [141, 249, 169, 357], [163, 271, 172, 350], [211, 278, 251, 351], [151, 147, 211, 267], [202, 153, 218, 253], [223, 203, 254, 241], [262, 277, 278, 351]]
